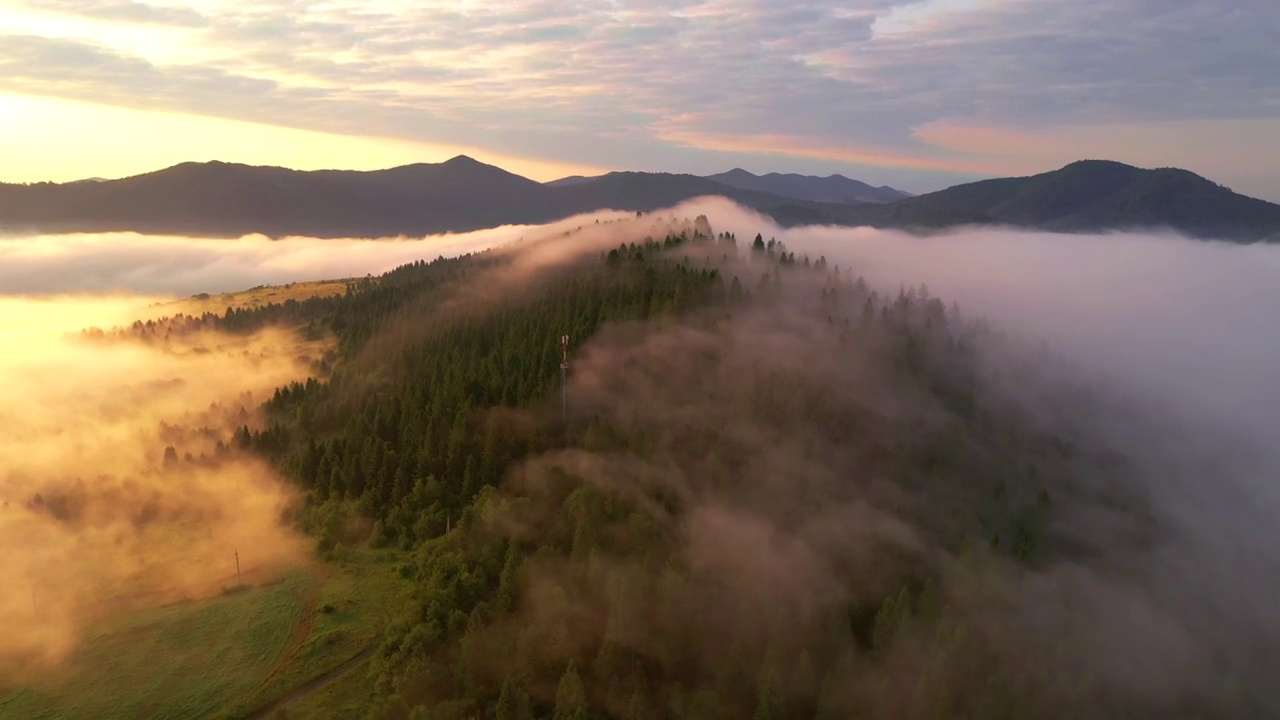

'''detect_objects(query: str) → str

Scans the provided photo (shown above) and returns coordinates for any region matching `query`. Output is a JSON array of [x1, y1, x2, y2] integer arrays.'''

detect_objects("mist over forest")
[[3, 201, 1279, 719]]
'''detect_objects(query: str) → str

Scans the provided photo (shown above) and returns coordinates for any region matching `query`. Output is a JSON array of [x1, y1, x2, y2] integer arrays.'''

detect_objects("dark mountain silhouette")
[[798, 160, 1280, 241], [0, 155, 554, 237], [0, 156, 808, 235], [704, 167, 911, 203], [0, 159, 836, 238], [548, 171, 805, 216], [544, 175, 596, 188], [550, 168, 911, 203], [1, 157, 1276, 241]]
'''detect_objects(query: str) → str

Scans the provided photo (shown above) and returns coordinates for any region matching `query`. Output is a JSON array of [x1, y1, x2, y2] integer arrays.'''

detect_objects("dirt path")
[[240, 643, 379, 720]]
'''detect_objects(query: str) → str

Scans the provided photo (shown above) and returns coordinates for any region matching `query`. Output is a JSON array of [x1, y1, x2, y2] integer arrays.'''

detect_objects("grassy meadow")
[[0, 552, 412, 720], [161, 279, 355, 315]]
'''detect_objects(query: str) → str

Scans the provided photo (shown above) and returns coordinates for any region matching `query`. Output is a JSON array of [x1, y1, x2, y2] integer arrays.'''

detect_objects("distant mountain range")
[[550, 168, 913, 204], [820, 160, 1280, 241], [2, 156, 1277, 242], [702, 168, 912, 204]]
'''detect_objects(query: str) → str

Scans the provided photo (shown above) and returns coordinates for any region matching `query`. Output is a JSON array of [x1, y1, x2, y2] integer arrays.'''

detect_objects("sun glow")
[[0, 92, 604, 183]]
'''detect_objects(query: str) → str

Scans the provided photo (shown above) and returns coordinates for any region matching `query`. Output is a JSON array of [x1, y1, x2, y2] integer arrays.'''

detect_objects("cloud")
[[20, 0, 207, 27], [911, 118, 1280, 191], [0, 296, 317, 668], [655, 126, 1000, 175], [3, 0, 1278, 194], [0, 93, 608, 186], [681, 197, 1280, 436], [0, 213, 629, 296]]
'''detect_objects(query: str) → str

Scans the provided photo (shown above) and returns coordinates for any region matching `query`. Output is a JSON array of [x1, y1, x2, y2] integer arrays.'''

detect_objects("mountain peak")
[[1057, 159, 1140, 175], [1062, 158, 1135, 168], [704, 168, 910, 204], [882, 158, 1280, 240]]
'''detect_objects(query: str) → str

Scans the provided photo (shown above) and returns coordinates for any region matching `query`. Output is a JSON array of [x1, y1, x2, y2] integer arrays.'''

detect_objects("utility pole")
[[560, 334, 570, 423], [235, 547, 242, 587]]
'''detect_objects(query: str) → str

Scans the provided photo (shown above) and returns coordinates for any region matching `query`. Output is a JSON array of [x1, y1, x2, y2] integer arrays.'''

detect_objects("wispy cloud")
[[0, 0, 1277, 195], [655, 126, 1005, 175], [20, 0, 207, 27]]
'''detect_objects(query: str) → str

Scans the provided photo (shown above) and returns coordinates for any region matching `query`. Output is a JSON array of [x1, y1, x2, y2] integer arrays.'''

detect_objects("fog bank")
[[0, 210, 629, 296], [658, 197, 1280, 442], [0, 296, 321, 669]]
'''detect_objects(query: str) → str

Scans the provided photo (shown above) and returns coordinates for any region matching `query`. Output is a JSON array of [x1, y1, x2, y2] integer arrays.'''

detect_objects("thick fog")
[[0, 210, 630, 296], [661, 198, 1280, 436], [0, 296, 319, 670], [690, 198, 1280, 564], [683, 198, 1280, 686]]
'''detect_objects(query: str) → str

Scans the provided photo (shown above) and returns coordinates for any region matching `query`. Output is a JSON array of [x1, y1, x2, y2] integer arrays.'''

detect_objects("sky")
[[0, 0, 1277, 198]]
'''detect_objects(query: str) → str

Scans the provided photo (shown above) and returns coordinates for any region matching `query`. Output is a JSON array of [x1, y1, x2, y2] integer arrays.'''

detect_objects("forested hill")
[[115, 215, 1272, 719]]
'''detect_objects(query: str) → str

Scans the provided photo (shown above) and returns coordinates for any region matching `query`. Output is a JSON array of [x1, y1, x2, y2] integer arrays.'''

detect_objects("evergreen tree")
[[753, 676, 781, 720], [553, 662, 587, 720], [493, 678, 515, 720]]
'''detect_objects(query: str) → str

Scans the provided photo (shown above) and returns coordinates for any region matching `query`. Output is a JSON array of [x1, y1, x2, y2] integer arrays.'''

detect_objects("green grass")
[[227, 549, 414, 718], [0, 552, 413, 720], [162, 279, 355, 315], [0, 573, 309, 720]]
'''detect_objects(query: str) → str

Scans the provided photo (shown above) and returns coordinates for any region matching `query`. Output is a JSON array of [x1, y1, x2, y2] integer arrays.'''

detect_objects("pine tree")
[[627, 687, 654, 720], [553, 662, 587, 720], [753, 676, 781, 720], [494, 677, 515, 720]]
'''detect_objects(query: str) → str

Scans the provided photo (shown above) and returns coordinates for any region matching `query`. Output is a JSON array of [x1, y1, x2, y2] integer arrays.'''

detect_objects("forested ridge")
[[107, 215, 1256, 719]]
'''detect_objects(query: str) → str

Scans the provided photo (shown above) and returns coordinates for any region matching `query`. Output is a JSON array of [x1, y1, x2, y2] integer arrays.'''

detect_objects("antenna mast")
[[560, 334, 569, 423]]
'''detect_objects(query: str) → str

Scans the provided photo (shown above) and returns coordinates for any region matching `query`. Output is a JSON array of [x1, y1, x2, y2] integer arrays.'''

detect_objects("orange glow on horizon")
[[0, 93, 607, 183]]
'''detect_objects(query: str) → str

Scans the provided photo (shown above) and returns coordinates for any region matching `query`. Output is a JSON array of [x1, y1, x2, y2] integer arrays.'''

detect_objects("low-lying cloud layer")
[[0, 296, 322, 670], [680, 198, 1280, 439], [0, 211, 628, 296], [693, 197, 1280, 614]]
